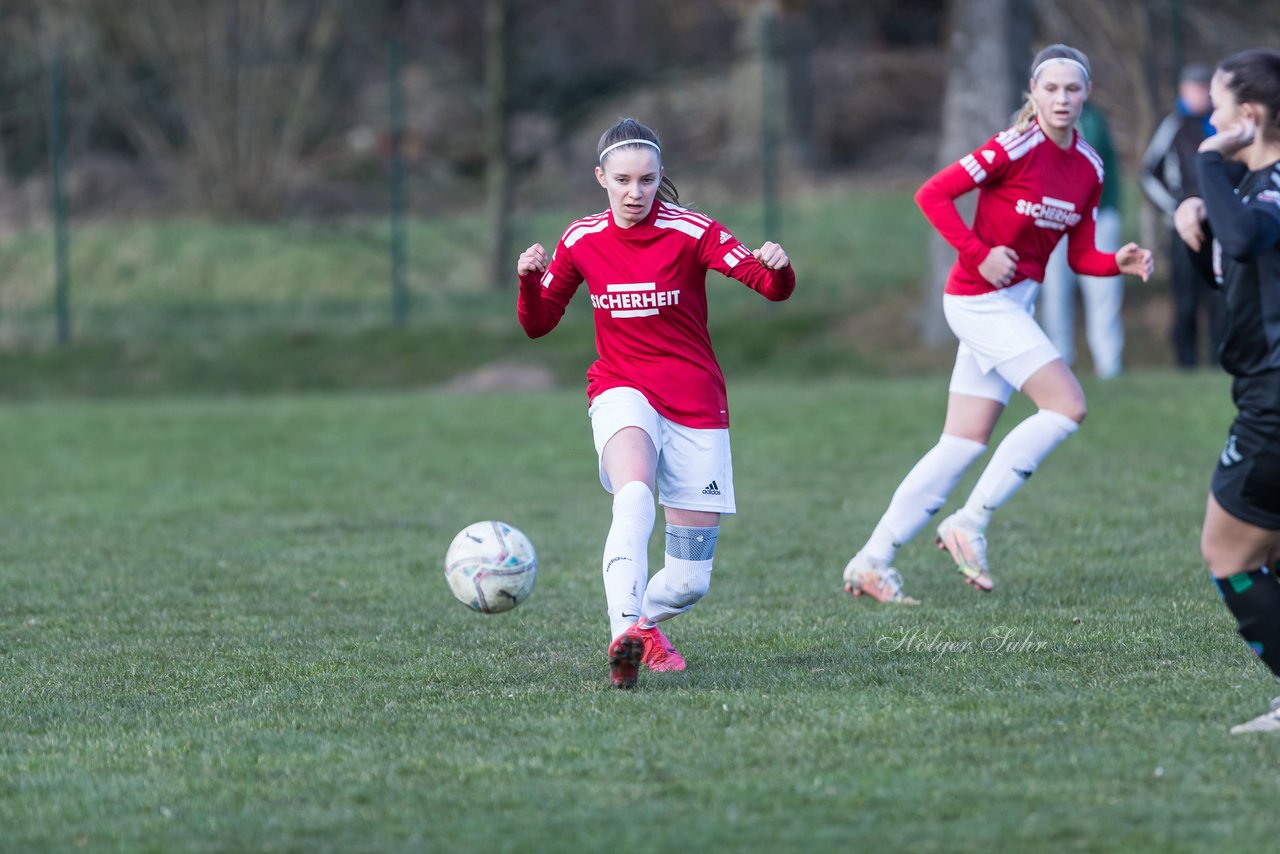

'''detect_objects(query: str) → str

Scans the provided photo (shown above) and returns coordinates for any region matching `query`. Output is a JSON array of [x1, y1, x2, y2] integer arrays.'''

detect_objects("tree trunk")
[[781, 1, 816, 171], [921, 0, 1032, 347], [484, 0, 512, 291]]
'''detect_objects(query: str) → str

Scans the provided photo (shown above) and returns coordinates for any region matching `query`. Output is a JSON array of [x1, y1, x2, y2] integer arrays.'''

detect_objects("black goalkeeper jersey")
[[1194, 151, 1280, 378]]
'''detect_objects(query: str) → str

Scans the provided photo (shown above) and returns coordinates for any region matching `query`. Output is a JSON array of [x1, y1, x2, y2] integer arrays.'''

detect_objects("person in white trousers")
[[1039, 207, 1124, 378], [1039, 102, 1125, 379]]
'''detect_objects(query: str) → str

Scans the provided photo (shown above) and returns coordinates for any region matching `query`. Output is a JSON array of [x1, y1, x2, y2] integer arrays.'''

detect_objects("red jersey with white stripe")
[[916, 119, 1121, 296], [517, 200, 795, 429]]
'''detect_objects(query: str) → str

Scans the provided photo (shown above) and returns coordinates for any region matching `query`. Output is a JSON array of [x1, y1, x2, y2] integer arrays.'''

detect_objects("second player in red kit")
[[841, 44, 1154, 604], [518, 118, 794, 687]]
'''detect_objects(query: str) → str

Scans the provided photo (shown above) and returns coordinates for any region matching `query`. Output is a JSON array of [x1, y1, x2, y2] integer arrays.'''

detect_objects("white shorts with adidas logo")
[[943, 278, 1063, 404], [588, 386, 736, 514]]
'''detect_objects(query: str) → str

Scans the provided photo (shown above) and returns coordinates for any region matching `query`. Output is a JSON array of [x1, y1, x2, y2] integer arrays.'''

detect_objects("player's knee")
[[663, 524, 717, 607], [1059, 400, 1087, 425], [1042, 401, 1086, 427], [688, 565, 713, 600], [611, 481, 656, 531], [1200, 532, 1233, 576], [670, 564, 712, 609]]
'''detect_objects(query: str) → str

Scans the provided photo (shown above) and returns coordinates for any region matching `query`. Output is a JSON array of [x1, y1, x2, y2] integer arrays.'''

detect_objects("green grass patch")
[[0, 185, 937, 397], [3, 371, 1278, 850], [0, 185, 923, 320], [1, 181, 1190, 400]]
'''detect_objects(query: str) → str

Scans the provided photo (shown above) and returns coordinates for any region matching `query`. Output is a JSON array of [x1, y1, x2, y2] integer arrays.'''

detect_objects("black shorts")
[[1212, 372, 1280, 530]]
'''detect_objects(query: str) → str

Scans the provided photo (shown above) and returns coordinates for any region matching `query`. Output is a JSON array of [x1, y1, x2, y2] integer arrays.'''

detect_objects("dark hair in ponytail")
[[1014, 44, 1092, 132], [596, 117, 679, 205], [1218, 48, 1280, 140]]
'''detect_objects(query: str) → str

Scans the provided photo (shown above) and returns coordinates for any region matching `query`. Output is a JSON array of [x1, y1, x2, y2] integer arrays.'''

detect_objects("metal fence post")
[[387, 36, 409, 329], [760, 9, 780, 243], [48, 48, 71, 345]]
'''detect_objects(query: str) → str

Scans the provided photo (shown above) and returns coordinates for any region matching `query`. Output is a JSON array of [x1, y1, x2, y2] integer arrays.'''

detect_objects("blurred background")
[[1, 0, 1276, 398]]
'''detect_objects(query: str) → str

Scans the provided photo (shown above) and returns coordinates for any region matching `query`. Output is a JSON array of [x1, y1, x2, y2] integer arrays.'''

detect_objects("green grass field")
[[0, 183, 992, 398], [4, 371, 1280, 851]]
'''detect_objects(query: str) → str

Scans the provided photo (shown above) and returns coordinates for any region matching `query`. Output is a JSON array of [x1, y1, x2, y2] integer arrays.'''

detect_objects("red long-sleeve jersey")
[[518, 200, 795, 429], [916, 120, 1121, 296]]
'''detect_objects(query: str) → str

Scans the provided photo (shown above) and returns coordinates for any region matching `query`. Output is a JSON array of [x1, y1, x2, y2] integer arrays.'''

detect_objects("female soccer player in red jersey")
[[517, 118, 795, 687], [842, 44, 1154, 603], [1173, 48, 1280, 733]]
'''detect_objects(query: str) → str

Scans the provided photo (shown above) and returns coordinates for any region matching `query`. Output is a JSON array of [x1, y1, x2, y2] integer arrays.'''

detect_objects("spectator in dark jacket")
[[1141, 63, 1227, 369]]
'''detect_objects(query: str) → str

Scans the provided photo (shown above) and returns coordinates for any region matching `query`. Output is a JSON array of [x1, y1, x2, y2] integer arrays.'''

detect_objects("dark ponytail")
[[1218, 48, 1280, 140], [596, 117, 680, 205]]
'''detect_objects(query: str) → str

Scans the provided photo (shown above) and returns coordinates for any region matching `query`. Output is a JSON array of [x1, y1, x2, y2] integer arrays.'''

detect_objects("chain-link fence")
[[1, 0, 1275, 379]]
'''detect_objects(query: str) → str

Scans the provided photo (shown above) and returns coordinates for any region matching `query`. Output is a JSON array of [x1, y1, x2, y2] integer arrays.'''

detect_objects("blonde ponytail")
[[1013, 93, 1038, 132]]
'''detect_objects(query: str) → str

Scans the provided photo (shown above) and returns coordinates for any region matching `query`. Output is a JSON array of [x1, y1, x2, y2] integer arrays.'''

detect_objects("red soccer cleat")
[[633, 622, 687, 672], [607, 628, 644, 689]]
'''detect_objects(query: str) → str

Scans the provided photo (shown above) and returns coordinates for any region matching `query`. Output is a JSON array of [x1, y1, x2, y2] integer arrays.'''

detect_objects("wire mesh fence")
[[1, 0, 1275, 357]]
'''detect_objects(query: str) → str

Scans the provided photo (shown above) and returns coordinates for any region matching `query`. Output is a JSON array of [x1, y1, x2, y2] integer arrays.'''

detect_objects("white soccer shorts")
[[944, 279, 1062, 404], [588, 386, 736, 514]]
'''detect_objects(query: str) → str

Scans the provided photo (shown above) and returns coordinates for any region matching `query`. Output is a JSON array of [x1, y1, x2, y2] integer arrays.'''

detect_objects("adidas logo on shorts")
[[1221, 434, 1244, 467], [702, 481, 721, 495]]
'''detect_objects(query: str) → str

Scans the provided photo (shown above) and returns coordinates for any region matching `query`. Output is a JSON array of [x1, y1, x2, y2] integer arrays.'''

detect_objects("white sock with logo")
[[863, 434, 987, 563], [603, 481, 655, 640], [640, 525, 718, 626], [960, 409, 1079, 530]]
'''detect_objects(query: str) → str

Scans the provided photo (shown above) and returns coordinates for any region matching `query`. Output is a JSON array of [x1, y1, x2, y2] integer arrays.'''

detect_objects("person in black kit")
[[1174, 48, 1280, 733], [1143, 64, 1228, 369]]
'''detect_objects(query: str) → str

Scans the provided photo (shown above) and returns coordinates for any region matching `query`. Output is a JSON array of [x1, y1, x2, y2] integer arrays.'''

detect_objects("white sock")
[[640, 525, 717, 626], [862, 434, 986, 563], [603, 481, 655, 640], [960, 409, 1079, 529]]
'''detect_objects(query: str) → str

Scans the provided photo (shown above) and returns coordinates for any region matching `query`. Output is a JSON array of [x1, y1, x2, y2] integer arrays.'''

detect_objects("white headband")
[[599, 138, 661, 162], [1033, 57, 1090, 82]]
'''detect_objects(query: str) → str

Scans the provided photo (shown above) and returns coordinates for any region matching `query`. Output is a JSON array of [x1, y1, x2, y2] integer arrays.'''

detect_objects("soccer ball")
[[444, 521, 538, 613]]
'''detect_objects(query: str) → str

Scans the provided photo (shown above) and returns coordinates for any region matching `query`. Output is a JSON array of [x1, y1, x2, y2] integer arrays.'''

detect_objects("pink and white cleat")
[[935, 512, 994, 592], [633, 622, 687, 672], [842, 553, 920, 604]]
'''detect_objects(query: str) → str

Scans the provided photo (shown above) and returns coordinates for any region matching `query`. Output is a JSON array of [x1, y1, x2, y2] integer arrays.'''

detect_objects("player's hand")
[[517, 243, 548, 277], [1115, 242, 1154, 282], [1199, 118, 1256, 157], [754, 241, 790, 270], [1175, 197, 1208, 251], [978, 245, 1019, 288]]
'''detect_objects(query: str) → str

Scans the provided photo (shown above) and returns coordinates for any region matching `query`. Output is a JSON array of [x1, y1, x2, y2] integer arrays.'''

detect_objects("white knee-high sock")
[[603, 481, 655, 640], [640, 525, 718, 626], [960, 409, 1079, 529], [862, 434, 987, 563]]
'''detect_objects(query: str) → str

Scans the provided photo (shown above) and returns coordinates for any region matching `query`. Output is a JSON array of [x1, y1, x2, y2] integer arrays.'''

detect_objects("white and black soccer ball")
[[444, 521, 538, 613]]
